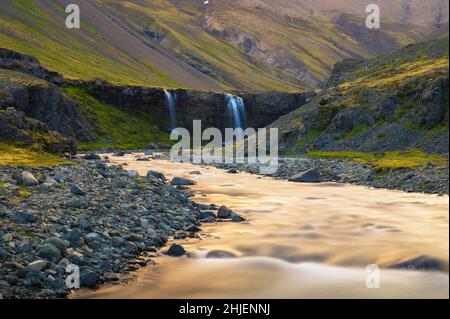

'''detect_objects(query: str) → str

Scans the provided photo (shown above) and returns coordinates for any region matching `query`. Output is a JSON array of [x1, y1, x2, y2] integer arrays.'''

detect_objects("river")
[[75, 153, 449, 299]]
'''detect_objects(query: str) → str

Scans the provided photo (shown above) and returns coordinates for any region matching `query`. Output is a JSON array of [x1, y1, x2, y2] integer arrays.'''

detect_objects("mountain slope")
[[269, 38, 449, 157], [101, 0, 447, 89], [0, 0, 223, 90], [0, 0, 448, 91]]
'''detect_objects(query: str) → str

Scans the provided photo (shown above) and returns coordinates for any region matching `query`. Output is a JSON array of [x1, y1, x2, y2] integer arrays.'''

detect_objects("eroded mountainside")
[[0, 0, 448, 91], [271, 39, 449, 157]]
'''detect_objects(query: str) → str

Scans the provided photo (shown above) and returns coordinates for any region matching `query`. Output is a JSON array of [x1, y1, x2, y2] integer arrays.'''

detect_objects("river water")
[[76, 154, 449, 299]]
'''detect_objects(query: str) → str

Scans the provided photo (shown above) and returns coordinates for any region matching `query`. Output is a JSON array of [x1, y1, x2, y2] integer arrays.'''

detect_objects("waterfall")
[[225, 94, 247, 140], [164, 89, 176, 130]]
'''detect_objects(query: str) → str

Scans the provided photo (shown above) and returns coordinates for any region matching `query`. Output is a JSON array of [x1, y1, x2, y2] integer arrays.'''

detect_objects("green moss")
[[308, 150, 448, 170], [341, 124, 370, 140], [295, 130, 321, 149], [18, 190, 31, 198], [0, 143, 74, 167], [64, 87, 172, 150]]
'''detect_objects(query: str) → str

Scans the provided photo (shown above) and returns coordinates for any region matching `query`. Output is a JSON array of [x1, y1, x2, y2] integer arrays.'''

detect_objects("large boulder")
[[288, 168, 321, 183], [166, 243, 186, 257], [170, 177, 196, 186]]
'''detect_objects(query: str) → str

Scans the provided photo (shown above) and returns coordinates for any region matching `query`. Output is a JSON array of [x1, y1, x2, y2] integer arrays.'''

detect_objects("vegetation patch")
[[0, 143, 74, 167], [308, 150, 448, 170], [64, 87, 172, 150]]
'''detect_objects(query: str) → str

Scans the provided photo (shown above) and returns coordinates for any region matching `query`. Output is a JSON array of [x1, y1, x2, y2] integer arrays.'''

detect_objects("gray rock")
[[37, 243, 61, 262], [0, 248, 10, 262], [21, 171, 38, 186], [83, 153, 101, 160], [103, 272, 119, 282], [64, 199, 84, 208], [147, 170, 166, 181], [70, 185, 85, 196], [127, 170, 139, 178], [288, 168, 321, 183], [39, 182, 54, 193], [65, 229, 81, 246], [170, 177, 196, 186], [44, 238, 68, 253], [16, 240, 32, 254], [80, 268, 100, 288], [230, 213, 244, 222], [113, 151, 125, 156], [11, 211, 36, 224], [26, 260, 48, 272], [217, 205, 233, 219], [166, 243, 186, 257], [111, 236, 126, 247]]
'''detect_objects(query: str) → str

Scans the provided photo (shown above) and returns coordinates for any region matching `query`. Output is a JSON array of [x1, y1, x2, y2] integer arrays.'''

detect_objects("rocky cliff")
[[1, 48, 311, 151], [270, 39, 449, 157]]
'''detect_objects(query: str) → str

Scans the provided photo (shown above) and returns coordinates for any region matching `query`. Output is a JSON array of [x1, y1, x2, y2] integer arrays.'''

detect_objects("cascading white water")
[[225, 94, 247, 141], [164, 89, 176, 130]]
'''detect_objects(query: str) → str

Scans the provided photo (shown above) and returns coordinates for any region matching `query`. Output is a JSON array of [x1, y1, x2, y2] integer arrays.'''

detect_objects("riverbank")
[[211, 156, 448, 195], [75, 154, 449, 299], [0, 157, 243, 298]]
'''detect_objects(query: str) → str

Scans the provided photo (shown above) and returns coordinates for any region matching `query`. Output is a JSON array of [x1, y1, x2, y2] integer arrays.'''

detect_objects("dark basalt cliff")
[[0, 48, 312, 151], [83, 82, 314, 132]]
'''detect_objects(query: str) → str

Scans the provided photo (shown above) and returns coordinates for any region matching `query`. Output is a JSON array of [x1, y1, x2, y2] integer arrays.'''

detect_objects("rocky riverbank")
[[212, 157, 449, 194], [0, 156, 242, 299]]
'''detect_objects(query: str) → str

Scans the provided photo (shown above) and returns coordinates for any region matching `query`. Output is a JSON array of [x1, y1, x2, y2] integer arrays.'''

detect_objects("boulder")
[[147, 170, 166, 181], [37, 243, 61, 262], [83, 153, 101, 160], [70, 184, 85, 196], [166, 243, 186, 257], [11, 211, 36, 224], [288, 168, 321, 183], [170, 177, 196, 186], [21, 172, 38, 186], [217, 205, 233, 219]]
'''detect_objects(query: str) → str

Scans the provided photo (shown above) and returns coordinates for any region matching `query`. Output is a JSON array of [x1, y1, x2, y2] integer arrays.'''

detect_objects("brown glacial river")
[[76, 154, 449, 299]]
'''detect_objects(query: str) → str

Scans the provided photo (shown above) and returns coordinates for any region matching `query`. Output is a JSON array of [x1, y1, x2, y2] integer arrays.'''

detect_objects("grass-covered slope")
[[0, 143, 73, 167], [1, 0, 444, 92], [0, 0, 221, 90], [271, 39, 449, 169], [101, 0, 439, 90], [64, 87, 171, 151]]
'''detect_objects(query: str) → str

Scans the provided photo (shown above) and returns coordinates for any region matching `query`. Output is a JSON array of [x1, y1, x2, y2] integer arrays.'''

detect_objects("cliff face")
[[1, 48, 311, 151], [84, 83, 314, 132]]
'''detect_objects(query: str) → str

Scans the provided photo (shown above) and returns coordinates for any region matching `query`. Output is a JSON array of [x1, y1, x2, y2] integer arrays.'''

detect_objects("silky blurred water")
[[74, 155, 449, 299]]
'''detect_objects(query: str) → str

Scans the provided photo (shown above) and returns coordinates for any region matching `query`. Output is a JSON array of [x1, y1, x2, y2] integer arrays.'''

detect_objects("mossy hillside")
[[64, 87, 172, 151]]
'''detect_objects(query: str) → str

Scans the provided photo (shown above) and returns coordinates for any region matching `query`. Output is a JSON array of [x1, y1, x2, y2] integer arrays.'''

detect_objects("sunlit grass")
[[65, 87, 172, 150], [0, 143, 74, 167], [308, 150, 448, 170]]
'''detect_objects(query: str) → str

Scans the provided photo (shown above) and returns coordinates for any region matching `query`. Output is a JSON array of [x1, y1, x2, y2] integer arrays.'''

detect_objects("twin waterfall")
[[225, 94, 247, 141], [163, 91, 247, 140]]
